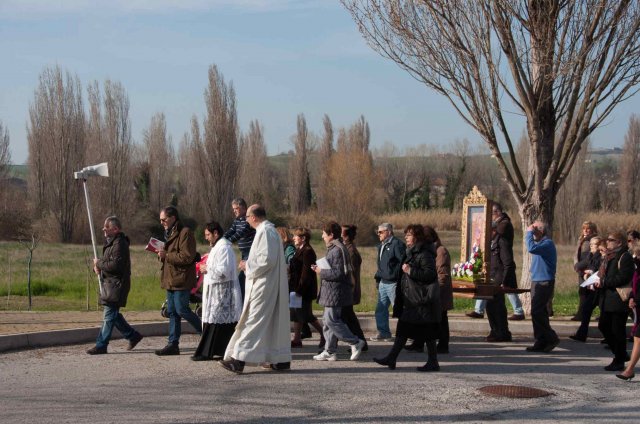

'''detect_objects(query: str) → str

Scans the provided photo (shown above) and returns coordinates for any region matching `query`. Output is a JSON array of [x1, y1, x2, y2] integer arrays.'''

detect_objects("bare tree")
[[325, 116, 381, 237], [27, 66, 86, 242], [0, 120, 10, 181], [238, 120, 274, 209], [314, 114, 334, 214], [618, 114, 640, 212], [143, 112, 175, 212], [86, 80, 135, 219], [288, 114, 311, 214], [343, 0, 640, 286], [189, 65, 240, 225]]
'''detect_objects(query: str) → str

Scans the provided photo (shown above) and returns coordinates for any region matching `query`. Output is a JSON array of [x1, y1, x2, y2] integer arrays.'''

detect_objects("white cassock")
[[224, 220, 291, 364]]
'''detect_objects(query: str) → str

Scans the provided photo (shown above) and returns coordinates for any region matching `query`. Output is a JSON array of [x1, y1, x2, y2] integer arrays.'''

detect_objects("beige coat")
[[224, 220, 291, 364]]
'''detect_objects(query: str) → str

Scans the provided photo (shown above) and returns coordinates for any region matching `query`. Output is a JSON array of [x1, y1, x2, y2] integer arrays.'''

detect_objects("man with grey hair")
[[87, 216, 143, 355], [525, 220, 559, 353], [371, 223, 405, 341]]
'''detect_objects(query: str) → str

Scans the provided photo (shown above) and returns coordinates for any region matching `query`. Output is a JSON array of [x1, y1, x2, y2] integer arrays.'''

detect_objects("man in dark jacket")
[[155, 206, 202, 356], [87, 216, 143, 355], [371, 223, 406, 341], [224, 197, 256, 301]]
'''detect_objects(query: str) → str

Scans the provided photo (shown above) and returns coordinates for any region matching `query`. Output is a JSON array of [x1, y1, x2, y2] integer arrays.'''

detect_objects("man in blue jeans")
[[371, 223, 405, 341], [87, 216, 143, 355], [525, 221, 559, 353], [155, 206, 202, 356]]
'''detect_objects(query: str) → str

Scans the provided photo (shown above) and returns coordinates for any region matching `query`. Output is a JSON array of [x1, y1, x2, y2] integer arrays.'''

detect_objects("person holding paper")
[[155, 206, 202, 356], [312, 221, 365, 362], [570, 236, 602, 342], [288, 227, 324, 348], [191, 221, 242, 361]]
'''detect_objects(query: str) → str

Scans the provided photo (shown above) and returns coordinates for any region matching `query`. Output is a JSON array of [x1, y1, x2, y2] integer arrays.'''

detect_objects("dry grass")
[[1, 230, 583, 314]]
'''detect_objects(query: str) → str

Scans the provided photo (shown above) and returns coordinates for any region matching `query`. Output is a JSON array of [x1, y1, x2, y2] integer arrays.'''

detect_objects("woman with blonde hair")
[[572, 221, 598, 321], [570, 236, 603, 342]]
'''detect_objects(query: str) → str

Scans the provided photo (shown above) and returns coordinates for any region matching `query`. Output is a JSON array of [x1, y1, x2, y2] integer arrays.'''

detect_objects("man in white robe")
[[220, 204, 292, 373]]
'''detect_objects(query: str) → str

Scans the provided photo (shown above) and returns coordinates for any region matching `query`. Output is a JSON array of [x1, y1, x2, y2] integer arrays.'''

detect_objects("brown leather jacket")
[[160, 222, 197, 291]]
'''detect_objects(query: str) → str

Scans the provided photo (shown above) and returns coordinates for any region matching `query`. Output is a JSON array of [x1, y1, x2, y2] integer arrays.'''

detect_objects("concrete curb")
[[0, 315, 600, 353]]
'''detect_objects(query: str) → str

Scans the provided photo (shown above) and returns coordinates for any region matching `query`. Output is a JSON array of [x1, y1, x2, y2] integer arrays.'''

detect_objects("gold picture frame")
[[459, 186, 492, 284]]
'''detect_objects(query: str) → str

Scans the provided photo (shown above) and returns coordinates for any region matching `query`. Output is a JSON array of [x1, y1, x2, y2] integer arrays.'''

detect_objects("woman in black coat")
[[596, 232, 635, 371], [373, 224, 441, 372], [289, 227, 324, 348]]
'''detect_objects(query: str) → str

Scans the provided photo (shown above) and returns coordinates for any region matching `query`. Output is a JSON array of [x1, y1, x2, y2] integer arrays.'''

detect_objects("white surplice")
[[201, 238, 242, 324], [224, 220, 292, 364]]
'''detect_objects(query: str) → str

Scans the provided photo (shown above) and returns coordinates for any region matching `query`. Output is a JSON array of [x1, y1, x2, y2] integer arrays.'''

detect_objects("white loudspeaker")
[[73, 162, 109, 179]]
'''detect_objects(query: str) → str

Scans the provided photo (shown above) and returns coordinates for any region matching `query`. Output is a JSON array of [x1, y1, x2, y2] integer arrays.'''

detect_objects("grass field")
[[0, 230, 582, 314]]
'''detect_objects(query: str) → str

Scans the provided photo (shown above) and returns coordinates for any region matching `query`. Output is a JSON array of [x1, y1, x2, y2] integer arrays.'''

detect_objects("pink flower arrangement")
[[451, 244, 483, 280]]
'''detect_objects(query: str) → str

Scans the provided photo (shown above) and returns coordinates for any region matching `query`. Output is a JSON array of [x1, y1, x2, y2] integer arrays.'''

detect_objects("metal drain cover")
[[478, 385, 552, 398]]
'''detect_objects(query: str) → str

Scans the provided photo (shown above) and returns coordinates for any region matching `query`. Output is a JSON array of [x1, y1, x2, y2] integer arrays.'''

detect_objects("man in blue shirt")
[[525, 221, 559, 353]]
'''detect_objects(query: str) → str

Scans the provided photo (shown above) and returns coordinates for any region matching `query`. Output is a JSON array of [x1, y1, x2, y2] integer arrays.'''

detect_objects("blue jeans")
[[96, 304, 136, 348], [374, 282, 396, 338], [166, 289, 202, 345], [474, 299, 486, 314], [477, 295, 523, 316], [507, 293, 524, 315]]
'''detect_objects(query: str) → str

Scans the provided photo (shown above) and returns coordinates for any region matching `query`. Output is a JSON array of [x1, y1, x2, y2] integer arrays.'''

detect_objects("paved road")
[[0, 334, 636, 424]]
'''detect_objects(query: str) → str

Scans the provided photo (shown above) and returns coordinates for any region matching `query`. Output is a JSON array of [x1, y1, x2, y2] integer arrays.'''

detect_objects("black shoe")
[[190, 355, 211, 361], [600, 339, 608, 344], [373, 356, 396, 370], [127, 333, 144, 351], [569, 335, 586, 342], [616, 372, 635, 381], [404, 344, 424, 352], [604, 361, 625, 372], [508, 314, 525, 321], [526, 344, 545, 352], [416, 361, 440, 372], [270, 362, 291, 371], [436, 345, 449, 354], [155, 344, 180, 356], [543, 339, 560, 353], [465, 311, 484, 319], [361, 341, 369, 352], [86, 346, 107, 355], [219, 358, 245, 374], [570, 315, 581, 322], [486, 335, 512, 342]]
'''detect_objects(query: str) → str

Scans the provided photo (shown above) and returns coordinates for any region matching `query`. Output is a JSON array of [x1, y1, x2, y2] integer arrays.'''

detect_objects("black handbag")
[[101, 277, 122, 303]]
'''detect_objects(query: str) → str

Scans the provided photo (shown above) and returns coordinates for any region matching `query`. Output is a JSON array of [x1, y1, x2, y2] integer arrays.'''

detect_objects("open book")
[[145, 237, 165, 254]]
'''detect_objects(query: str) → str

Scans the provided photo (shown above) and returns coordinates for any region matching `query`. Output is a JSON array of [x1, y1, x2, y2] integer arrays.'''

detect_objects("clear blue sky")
[[1, 0, 638, 165]]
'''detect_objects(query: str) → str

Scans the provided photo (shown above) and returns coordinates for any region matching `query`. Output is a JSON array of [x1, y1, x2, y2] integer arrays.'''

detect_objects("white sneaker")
[[350, 339, 366, 360], [313, 350, 337, 361]]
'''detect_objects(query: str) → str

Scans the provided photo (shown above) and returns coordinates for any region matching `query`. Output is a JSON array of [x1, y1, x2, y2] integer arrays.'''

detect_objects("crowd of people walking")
[[84, 199, 640, 380]]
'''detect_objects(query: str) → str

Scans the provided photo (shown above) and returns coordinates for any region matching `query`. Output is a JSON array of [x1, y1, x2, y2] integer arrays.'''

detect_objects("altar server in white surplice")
[[220, 204, 292, 373]]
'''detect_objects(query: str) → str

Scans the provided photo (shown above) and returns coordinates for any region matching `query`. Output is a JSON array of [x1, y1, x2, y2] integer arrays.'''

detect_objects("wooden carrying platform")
[[452, 280, 530, 300]]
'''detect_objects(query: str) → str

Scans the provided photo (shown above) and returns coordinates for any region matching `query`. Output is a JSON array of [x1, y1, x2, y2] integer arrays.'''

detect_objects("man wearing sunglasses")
[[371, 223, 406, 342]]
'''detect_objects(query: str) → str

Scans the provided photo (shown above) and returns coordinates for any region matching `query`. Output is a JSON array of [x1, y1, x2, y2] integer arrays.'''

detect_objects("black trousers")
[[342, 305, 365, 340], [598, 310, 628, 363], [575, 289, 598, 339], [531, 281, 558, 346], [486, 292, 511, 339]]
